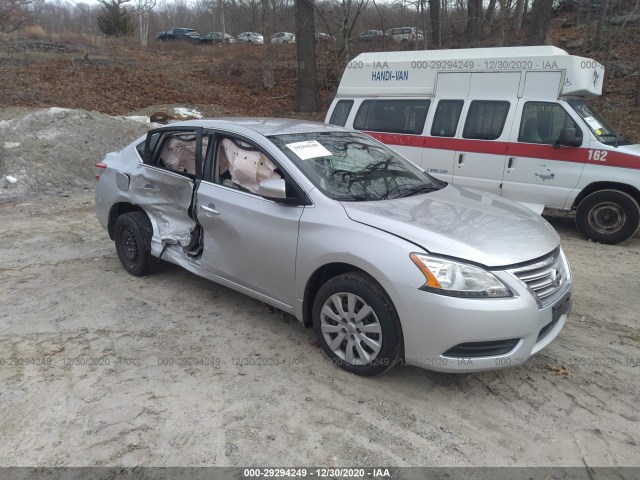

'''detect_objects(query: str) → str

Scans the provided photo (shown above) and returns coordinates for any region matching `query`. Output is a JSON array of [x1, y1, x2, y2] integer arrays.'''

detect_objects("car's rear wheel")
[[575, 189, 640, 244], [312, 273, 402, 376], [114, 212, 159, 276]]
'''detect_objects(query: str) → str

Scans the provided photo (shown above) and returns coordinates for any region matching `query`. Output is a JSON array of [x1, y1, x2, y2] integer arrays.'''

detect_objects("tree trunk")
[[636, 54, 640, 107], [466, 0, 483, 40], [512, 0, 524, 31], [525, 0, 553, 45], [429, 0, 441, 47], [295, 0, 319, 112], [484, 0, 497, 33], [593, 0, 609, 50], [261, 0, 274, 89], [220, 0, 226, 47]]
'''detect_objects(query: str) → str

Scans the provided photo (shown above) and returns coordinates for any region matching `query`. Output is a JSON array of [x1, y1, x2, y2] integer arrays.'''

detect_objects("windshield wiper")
[[396, 184, 440, 198]]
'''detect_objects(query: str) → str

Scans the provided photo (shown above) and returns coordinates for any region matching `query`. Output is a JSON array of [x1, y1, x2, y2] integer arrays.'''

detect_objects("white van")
[[325, 46, 640, 244]]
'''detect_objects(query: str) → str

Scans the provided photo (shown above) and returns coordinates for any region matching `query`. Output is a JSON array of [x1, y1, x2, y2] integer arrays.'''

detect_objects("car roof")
[[163, 118, 352, 137]]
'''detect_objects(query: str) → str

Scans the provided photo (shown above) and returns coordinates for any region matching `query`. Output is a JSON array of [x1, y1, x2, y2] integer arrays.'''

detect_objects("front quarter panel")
[[295, 194, 427, 320]]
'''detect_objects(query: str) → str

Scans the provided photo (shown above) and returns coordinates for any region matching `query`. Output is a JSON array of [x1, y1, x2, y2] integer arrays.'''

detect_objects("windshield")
[[269, 131, 445, 201], [567, 99, 632, 146]]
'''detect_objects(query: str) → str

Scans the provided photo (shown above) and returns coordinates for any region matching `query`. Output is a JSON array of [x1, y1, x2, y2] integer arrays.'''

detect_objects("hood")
[[615, 142, 640, 156], [341, 185, 560, 268]]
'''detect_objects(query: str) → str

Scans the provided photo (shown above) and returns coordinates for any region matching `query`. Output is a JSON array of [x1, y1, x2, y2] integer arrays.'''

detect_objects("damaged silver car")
[[95, 119, 572, 376]]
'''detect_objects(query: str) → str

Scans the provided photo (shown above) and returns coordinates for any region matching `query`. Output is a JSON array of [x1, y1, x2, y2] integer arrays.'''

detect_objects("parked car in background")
[[95, 118, 572, 376], [271, 32, 295, 44], [236, 32, 264, 44], [385, 27, 424, 43], [156, 28, 201, 43], [201, 32, 235, 44], [315, 32, 335, 42], [357, 30, 385, 42]]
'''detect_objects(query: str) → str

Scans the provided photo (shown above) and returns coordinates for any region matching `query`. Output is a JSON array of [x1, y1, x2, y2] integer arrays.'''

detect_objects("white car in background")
[[236, 32, 264, 44], [271, 32, 295, 44]]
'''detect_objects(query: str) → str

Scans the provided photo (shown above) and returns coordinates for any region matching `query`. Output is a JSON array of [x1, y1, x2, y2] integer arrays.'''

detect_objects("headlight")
[[410, 253, 512, 298]]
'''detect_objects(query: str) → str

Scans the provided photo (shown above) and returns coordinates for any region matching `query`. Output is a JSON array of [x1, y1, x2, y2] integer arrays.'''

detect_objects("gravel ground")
[[0, 109, 638, 467]]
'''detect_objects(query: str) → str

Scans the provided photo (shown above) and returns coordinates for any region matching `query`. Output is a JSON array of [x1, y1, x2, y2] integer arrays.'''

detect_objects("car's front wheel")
[[312, 273, 402, 376], [575, 189, 640, 244], [114, 212, 160, 276]]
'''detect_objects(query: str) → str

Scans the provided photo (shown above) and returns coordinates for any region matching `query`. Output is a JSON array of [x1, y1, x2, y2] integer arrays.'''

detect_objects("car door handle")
[[457, 154, 464, 166], [201, 204, 220, 216], [137, 184, 160, 192], [507, 157, 515, 169]]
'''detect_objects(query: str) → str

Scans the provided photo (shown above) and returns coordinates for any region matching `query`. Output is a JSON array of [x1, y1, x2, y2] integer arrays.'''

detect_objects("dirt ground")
[[0, 107, 639, 467]]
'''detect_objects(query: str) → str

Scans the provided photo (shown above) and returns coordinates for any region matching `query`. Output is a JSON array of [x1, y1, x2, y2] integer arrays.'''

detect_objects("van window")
[[518, 102, 582, 145], [431, 100, 464, 137], [354, 99, 430, 135], [329, 100, 354, 127], [462, 101, 510, 140]]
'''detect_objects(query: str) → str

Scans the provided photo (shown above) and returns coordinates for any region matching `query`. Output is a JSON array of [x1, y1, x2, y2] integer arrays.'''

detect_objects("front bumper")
[[379, 271, 572, 373]]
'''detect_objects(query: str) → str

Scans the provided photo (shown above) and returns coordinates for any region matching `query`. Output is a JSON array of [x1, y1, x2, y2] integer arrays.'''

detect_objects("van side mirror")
[[555, 128, 581, 148], [258, 178, 287, 200]]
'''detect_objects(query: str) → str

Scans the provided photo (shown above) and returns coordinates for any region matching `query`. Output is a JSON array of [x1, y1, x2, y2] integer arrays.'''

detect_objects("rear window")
[[462, 101, 510, 140], [329, 100, 354, 127], [354, 99, 430, 135]]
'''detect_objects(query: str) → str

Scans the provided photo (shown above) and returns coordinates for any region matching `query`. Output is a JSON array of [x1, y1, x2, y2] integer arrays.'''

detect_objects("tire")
[[575, 189, 640, 244], [114, 212, 160, 276], [312, 272, 402, 376]]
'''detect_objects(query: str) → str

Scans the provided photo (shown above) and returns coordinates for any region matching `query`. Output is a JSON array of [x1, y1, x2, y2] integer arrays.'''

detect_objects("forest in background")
[[1, 0, 639, 138]]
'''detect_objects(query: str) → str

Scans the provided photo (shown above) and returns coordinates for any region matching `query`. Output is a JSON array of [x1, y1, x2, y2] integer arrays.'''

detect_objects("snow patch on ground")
[[174, 107, 203, 119], [4, 142, 20, 149], [5, 175, 18, 184]]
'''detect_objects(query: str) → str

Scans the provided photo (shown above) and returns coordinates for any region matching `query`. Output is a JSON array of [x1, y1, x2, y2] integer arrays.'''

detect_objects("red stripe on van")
[[364, 131, 640, 170]]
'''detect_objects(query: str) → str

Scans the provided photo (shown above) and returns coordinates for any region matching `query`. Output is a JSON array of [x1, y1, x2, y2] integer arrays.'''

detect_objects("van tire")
[[114, 212, 160, 276], [575, 189, 640, 244]]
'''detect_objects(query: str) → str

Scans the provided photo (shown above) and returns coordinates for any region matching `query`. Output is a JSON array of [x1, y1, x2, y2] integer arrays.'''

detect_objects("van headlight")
[[410, 253, 512, 298]]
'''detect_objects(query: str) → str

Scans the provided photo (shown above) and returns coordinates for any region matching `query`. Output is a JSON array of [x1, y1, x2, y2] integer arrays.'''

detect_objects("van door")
[[502, 73, 587, 209], [451, 72, 520, 195], [423, 72, 471, 183]]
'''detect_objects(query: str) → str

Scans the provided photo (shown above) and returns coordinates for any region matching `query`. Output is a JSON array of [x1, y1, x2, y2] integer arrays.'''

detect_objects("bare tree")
[[525, 0, 553, 44], [429, 0, 441, 47], [465, 0, 483, 40], [512, 0, 524, 31], [295, 0, 319, 111], [593, 0, 609, 49], [135, 0, 157, 46], [0, 0, 44, 32], [262, 0, 275, 89]]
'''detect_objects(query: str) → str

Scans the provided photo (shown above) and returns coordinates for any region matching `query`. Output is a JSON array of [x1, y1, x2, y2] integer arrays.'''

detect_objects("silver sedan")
[[95, 119, 572, 375]]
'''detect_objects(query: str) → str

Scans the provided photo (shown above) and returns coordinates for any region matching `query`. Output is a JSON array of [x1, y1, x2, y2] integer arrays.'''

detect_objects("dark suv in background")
[[156, 28, 201, 43]]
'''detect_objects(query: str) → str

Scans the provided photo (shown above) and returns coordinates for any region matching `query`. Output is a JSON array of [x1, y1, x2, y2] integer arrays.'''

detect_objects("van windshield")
[[269, 131, 445, 201], [567, 99, 632, 146]]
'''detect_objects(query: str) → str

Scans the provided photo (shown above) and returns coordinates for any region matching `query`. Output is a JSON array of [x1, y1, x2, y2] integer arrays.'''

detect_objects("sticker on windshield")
[[584, 116, 603, 131], [286, 141, 332, 160]]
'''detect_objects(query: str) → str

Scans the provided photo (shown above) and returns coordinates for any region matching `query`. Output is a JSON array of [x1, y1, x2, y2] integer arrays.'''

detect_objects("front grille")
[[442, 338, 520, 358], [508, 248, 568, 308]]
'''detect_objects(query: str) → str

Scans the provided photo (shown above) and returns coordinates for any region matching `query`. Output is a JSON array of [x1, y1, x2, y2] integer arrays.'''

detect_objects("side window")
[[213, 136, 282, 194], [149, 130, 207, 177], [518, 101, 583, 145], [353, 99, 430, 135], [462, 100, 510, 140], [136, 132, 160, 159], [329, 100, 354, 127], [431, 100, 464, 137]]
